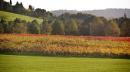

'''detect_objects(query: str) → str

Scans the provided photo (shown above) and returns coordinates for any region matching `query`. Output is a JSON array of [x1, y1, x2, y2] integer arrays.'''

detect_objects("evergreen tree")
[[28, 5, 34, 11], [10, 0, 12, 5], [13, 2, 25, 13]]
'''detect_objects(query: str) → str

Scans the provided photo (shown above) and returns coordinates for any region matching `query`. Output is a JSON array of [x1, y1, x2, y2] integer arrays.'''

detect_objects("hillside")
[[51, 9, 130, 19], [0, 11, 43, 24]]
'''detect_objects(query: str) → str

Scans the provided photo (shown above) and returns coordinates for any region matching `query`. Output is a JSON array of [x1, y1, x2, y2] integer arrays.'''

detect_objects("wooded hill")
[[0, 0, 130, 37]]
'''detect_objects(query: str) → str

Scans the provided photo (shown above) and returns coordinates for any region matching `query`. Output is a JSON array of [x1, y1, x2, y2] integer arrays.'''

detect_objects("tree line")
[[0, 0, 130, 36], [0, 0, 53, 19]]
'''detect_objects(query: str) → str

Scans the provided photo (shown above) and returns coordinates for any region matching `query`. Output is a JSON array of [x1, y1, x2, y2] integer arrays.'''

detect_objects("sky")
[[5, 0, 130, 11]]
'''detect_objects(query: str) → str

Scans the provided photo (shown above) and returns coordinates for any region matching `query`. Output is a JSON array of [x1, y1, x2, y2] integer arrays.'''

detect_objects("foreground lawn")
[[0, 54, 130, 72]]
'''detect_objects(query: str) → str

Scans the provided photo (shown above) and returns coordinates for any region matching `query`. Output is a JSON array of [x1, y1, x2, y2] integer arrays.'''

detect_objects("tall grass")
[[0, 34, 130, 58]]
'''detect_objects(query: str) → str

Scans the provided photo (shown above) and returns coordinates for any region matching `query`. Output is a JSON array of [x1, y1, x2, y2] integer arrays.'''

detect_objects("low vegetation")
[[0, 34, 130, 58], [0, 11, 43, 24], [0, 54, 130, 72]]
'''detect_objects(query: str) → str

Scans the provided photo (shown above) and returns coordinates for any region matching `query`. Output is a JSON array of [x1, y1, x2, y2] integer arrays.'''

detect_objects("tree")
[[27, 20, 40, 34], [10, 0, 12, 5], [0, 18, 4, 33], [40, 19, 52, 34], [0, 18, 8, 33], [0, 23, 4, 33], [7, 21, 14, 33], [28, 5, 34, 11], [79, 22, 90, 35], [89, 17, 105, 36], [119, 18, 130, 36], [33, 8, 46, 18], [3, 1, 12, 11], [79, 17, 108, 36], [52, 20, 65, 35], [12, 18, 27, 33], [105, 20, 120, 36], [13, 2, 25, 13], [0, 0, 4, 10], [65, 19, 79, 35]]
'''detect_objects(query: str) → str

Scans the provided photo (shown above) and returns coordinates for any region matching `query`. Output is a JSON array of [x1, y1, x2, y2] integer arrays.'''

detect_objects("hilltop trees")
[[13, 2, 25, 14], [28, 5, 34, 11], [0, 0, 53, 19], [0, 0, 12, 11]]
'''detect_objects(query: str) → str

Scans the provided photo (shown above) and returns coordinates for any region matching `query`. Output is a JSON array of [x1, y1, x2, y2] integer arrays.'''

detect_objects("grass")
[[0, 11, 43, 24], [0, 54, 130, 72]]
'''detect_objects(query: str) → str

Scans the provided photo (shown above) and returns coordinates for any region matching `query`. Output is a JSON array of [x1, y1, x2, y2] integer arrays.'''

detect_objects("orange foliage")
[[0, 34, 130, 57]]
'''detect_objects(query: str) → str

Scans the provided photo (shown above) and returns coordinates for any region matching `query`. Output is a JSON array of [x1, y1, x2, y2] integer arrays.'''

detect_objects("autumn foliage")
[[0, 34, 130, 58]]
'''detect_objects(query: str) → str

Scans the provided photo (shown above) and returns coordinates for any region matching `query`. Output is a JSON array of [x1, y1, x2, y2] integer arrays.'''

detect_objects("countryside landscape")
[[0, 0, 130, 72]]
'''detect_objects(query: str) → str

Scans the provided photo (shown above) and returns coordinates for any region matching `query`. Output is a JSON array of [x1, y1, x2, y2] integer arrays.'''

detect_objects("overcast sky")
[[5, 0, 130, 11]]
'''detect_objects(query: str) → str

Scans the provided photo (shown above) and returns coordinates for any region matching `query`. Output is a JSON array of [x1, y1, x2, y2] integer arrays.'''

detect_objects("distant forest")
[[0, 0, 130, 36]]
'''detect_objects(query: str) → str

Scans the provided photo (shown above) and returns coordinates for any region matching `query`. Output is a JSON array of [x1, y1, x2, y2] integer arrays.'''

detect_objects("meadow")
[[0, 11, 43, 24], [0, 34, 130, 58], [0, 54, 130, 72]]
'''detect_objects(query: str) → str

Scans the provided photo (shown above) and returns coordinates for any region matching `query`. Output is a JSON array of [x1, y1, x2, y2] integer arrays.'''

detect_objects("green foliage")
[[0, 18, 8, 33], [12, 18, 27, 33], [79, 19, 91, 35], [65, 19, 79, 35], [13, 2, 25, 13], [0, 23, 4, 33], [40, 19, 52, 34], [89, 17, 105, 36], [119, 18, 130, 36], [52, 20, 65, 35], [105, 20, 120, 36], [0, 19, 4, 33], [27, 20, 40, 34], [0, 11, 43, 24], [0, 0, 130, 36]]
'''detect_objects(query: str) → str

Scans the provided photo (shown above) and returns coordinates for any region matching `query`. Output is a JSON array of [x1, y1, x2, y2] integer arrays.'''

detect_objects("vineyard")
[[0, 34, 130, 58]]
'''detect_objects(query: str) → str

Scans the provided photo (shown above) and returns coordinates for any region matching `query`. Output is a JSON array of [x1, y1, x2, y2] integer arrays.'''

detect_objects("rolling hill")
[[51, 9, 130, 19], [0, 11, 43, 24]]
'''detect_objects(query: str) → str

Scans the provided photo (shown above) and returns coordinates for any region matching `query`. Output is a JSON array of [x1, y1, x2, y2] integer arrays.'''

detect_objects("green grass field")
[[0, 11, 43, 24], [0, 54, 130, 72]]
